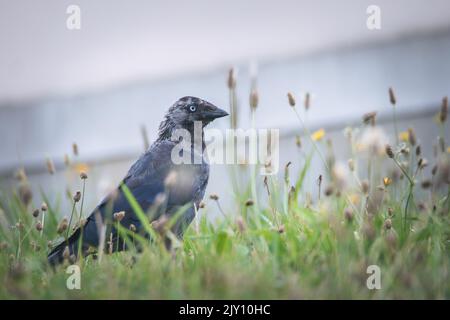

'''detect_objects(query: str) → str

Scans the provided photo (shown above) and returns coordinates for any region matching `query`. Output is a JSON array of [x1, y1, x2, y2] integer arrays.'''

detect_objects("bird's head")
[[158, 96, 228, 141]]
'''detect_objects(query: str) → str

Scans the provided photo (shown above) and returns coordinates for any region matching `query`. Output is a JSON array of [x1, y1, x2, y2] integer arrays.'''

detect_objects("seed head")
[[440, 96, 448, 123], [57, 217, 68, 234], [421, 179, 432, 189], [32, 208, 40, 218], [385, 144, 394, 158], [415, 145, 421, 157], [363, 112, 377, 126], [18, 184, 33, 206], [418, 158, 428, 170], [35, 221, 43, 232], [227, 68, 236, 90], [41, 202, 48, 212], [62, 246, 70, 260], [236, 216, 246, 233], [209, 194, 219, 201], [348, 159, 355, 172], [324, 185, 334, 196], [72, 143, 79, 156], [344, 208, 353, 223], [15, 168, 27, 182], [408, 128, 416, 146], [245, 199, 254, 207], [151, 215, 169, 236], [287, 92, 296, 107], [198, 201, 206, 209], [361, 180, 370, 194], [384, 219, 392, 230], [46, 157, 55, 175], [113, 211, 125, 222], [389, 87, 396, 105], [304, 92, 310, 110], [249, 89, 258, 110], [277, 225, 285, 234], [432, 165, 438, 176], [80, 171, 88, 180], [388, 207, 394, 217], [73, 191, 81, 203], [295, 135, 302, 148]]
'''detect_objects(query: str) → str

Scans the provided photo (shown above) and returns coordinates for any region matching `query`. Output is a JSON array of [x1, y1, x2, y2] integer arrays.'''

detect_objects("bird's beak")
[[205, 107, 229, 120]]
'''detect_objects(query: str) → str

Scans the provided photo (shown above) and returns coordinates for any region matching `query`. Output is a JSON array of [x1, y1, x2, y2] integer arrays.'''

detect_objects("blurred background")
[[1, 0, 449, 216]]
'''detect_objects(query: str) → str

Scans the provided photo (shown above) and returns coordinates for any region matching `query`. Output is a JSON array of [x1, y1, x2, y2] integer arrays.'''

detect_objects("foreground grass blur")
[[0, 82, 449, 299]]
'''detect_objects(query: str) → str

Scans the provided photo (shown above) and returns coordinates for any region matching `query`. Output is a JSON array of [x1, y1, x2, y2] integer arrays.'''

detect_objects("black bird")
[[48, 96, 228, 265]]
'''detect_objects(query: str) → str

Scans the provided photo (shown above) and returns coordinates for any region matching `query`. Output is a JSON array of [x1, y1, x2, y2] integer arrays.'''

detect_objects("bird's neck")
[[157, 119, 206, 150]]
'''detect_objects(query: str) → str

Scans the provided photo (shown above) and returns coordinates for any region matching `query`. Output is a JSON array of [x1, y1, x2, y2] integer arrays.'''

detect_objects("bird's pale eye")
[[189, 105, 197, 112]]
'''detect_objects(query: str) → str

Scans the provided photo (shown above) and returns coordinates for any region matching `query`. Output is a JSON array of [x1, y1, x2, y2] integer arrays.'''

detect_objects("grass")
[[0, 85, 449, 299]]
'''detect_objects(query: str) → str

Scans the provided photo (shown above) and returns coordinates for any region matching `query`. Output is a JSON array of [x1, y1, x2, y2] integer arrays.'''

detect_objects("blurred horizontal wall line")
[[0, 104, 439, 178]]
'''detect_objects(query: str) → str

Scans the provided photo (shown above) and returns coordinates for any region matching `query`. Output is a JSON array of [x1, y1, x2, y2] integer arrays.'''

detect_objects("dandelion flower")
[[311, 128, 325, 142]]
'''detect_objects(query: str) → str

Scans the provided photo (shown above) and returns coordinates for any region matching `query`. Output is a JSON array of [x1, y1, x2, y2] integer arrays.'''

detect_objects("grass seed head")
[[46, 158, 55, 175], [73, 191, 81, 203], [198, 201, 206, 209], [363, 112, 377, 126], [361, 180, 370, 194], [245, 199, 254, 207], [408, 128, 416, 146], [385, 144, 394, 158], [18, 184, 33, 207], [389, 87, 397, 105], [388, 207, 394, 217], [304, 92, 310, 110], [209, 194, 219, 201], [287, 92, 296, 107], [62, 246, 70, 260], [41, 202, 48, 212], [295, 135, 302, 148], [129, 224, 136, 232], [249, 89, 259, 110], [348, 159, 355, 172], [344, 208, 354, 223], [440, 96, 448, 123], [113, 211, 125, 222], [36, 221, 43, 232], [32, 208, 40, 218], [227, 68, 236, 90], [15, 168, 27, 182], [72, 143, 79, 156], [80, 171, 88, 180], [57, 217, 68, 234], [421, 179, 432, 189], [236, 216, 246, 233], [384, 219, 392, 230], [415, 145, 421, 157]]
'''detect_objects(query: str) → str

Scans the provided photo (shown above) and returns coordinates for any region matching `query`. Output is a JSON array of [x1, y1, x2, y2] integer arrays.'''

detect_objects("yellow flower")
[[383, 177, 392, 187], [399, 131, 409, 142], [311, 128, 326, 141], [349, 194, 360, 205], [75, 163, 90, 175]]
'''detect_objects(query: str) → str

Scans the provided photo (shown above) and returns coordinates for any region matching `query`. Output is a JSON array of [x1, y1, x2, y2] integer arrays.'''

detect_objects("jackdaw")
[[48, 96, 228, 265]]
